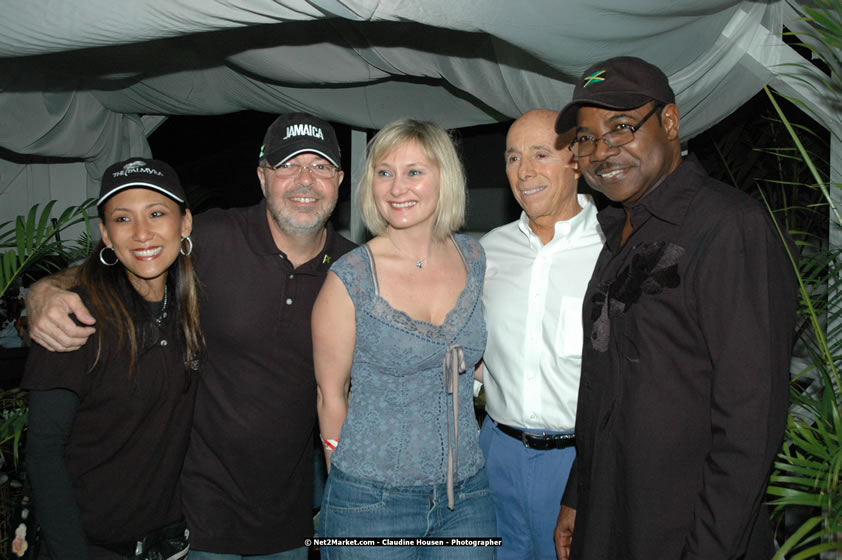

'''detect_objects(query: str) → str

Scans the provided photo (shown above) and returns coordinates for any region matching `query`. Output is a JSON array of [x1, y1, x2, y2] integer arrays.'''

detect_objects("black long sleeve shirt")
[[565, 156, 798, 560]]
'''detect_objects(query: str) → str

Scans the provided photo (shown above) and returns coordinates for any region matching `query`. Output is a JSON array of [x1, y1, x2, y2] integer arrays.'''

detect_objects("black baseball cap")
[[259, 113, 341, 169], [556, 56, 675, 133], [98, 158, 186, 207]]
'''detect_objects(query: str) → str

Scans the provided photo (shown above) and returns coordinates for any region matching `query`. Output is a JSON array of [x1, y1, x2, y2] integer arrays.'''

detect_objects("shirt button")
[[529, 414, 537, 421], [289, 274, 294, 279], [160, 339, 168, 346], [286, 298, 293, 305]]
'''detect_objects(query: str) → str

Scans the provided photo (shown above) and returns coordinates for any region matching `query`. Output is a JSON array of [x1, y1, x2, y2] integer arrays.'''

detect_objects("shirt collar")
[[247, 199, 280, 256], [597, 155, 705, 246], [632, 155, 704, 226], [246, 199, 341, 272], [294, 223, 342, 275], [517, 194, 599, 249]]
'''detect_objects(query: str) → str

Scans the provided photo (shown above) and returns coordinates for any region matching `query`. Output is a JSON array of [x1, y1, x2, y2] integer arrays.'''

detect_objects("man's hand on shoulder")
[[26, 269, 95, 352]]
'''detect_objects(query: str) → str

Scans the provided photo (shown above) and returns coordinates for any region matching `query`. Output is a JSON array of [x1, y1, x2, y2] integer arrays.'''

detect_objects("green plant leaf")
[[35, 199, 58, 248], [0, 198, 95, 299], [772, 516, 824, 559], [1, 250, 17, 294]]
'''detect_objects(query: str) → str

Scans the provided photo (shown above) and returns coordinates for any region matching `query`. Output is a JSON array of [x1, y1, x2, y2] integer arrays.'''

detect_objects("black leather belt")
[[495, 420, 575, 450]]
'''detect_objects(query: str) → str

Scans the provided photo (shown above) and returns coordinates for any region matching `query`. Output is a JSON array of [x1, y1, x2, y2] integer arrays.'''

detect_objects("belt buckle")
[[520, 431, 532, 448]]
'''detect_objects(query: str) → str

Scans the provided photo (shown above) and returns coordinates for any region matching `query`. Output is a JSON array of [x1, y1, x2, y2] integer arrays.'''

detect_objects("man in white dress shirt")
[[479, 109, 604, 559]]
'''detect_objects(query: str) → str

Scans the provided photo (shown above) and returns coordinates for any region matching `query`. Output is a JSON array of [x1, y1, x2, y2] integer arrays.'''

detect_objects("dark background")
[[147, 113, 523, 233]]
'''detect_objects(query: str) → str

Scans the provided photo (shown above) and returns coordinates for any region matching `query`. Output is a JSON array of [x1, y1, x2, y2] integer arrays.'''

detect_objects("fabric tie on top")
[[443, 344, 466, 510]]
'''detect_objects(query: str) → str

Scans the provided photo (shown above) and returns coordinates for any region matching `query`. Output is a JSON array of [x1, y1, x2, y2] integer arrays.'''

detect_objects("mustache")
[[592, 162, 625, 175], [289, 185, 319, 198]]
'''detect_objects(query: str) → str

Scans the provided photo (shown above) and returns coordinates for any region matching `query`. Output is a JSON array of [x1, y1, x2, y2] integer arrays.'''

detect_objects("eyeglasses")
[[263, 161, 339, 179], [568, 104, 664, 158]]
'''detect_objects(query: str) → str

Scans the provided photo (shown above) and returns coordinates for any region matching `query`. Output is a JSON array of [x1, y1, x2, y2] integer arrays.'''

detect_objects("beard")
[[266, 185, 337, 237]]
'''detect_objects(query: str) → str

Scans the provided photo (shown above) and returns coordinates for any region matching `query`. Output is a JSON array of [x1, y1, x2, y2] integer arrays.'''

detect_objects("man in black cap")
[[27, 113, 356, 559], [552, 57, 797, 559]]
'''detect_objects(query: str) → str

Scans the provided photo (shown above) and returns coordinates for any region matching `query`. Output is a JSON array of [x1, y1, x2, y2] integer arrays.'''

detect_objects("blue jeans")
[[188, 548, 308, 560], [319, 467, 496, 559]]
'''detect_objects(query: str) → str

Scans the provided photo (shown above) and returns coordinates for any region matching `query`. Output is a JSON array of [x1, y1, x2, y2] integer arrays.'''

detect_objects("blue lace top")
[[329, 233, 487, 486]]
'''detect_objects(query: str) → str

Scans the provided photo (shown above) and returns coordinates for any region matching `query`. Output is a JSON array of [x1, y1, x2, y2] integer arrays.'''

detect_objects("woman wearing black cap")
[[22, 158, 204, 559]]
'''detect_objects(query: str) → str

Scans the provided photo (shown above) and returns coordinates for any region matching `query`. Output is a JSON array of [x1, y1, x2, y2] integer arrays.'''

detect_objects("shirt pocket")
[[554, 295, 585, 358]]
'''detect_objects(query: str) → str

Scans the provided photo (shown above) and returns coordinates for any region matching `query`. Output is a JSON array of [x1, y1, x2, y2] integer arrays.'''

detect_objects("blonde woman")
[[313, 120, 495, 558]]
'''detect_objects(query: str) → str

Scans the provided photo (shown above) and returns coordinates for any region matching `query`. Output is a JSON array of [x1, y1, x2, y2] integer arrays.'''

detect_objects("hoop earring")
[[99, 246, 118, 266], [180, 236, 193, 256]]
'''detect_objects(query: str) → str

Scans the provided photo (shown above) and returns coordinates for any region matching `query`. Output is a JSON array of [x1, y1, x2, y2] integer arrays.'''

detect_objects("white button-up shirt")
[[480, 194, 604, 431]]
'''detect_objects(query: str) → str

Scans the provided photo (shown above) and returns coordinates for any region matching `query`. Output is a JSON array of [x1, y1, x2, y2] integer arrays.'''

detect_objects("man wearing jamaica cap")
[[27, 113, 356, 559]]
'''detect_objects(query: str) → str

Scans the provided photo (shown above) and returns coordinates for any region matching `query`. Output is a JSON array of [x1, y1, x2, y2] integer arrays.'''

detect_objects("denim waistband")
[[328, 464, 485, 496]]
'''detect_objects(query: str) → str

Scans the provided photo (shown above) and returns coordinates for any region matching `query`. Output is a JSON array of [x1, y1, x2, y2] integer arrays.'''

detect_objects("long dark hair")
[[75, 204, 204, 381]]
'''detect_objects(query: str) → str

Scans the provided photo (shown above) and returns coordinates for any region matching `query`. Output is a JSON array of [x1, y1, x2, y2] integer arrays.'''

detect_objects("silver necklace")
[[154, 285, 168, 325], [387, 235, 428, 269]]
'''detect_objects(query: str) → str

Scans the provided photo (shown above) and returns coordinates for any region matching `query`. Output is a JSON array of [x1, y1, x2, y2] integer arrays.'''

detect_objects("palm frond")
[[762, 75, 842, 560], [0, 198, 95, 298]]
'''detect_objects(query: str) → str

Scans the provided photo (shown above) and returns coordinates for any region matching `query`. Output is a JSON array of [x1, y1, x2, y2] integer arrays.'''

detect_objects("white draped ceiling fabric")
[[0, 0, 834, 230]]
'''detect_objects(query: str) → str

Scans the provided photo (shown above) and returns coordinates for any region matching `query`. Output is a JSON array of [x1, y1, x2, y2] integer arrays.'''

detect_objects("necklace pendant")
[[416, 261, 423, 269]]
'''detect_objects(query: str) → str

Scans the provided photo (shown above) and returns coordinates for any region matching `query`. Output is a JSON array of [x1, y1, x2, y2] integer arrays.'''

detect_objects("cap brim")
[[97, 182, 185, 206], [265, 141, 341, 169], [555, 92, 654, 133]]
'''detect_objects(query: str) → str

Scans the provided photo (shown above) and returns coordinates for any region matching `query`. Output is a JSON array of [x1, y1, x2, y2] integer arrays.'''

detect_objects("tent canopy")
[[0, 0, 829, 220]]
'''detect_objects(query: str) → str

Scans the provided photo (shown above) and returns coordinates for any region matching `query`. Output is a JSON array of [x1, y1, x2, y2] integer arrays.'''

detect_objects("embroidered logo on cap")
[[111, 160, 163, 179], [283, 124, 325, 141], [583, 70, 606, 87]]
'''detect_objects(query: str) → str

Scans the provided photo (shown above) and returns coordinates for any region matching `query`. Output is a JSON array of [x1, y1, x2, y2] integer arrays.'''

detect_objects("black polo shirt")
[[24, 295, 195, 557], [182, 200, 355, 554]]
